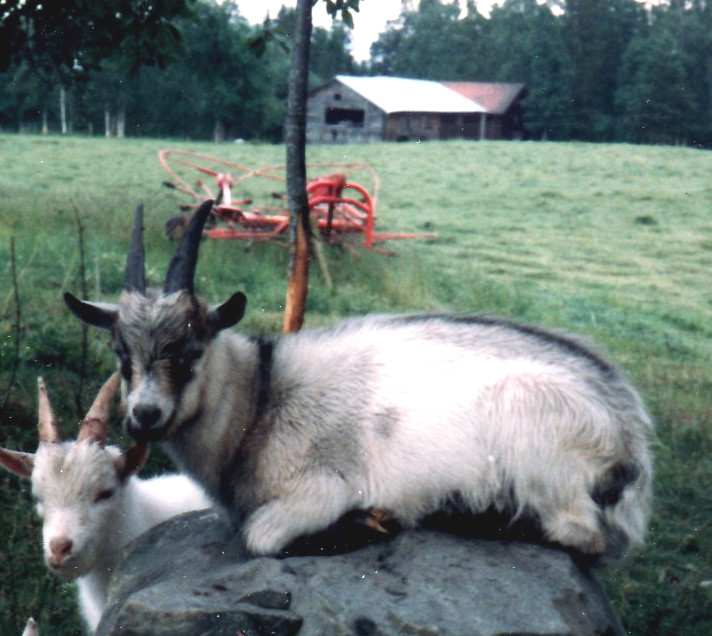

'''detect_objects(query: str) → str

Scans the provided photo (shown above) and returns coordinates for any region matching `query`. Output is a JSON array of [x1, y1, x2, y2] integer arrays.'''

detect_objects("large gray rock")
[[97, 510, 625, 636]]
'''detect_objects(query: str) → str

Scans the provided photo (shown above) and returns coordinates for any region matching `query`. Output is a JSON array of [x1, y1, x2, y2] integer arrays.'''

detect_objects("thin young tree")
[[282, 0, 314, 334], [282, 0, 361, 333]]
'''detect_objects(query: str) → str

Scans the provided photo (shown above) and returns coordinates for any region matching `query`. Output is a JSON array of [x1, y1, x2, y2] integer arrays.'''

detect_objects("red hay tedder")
[[159, 149, 436, 249]]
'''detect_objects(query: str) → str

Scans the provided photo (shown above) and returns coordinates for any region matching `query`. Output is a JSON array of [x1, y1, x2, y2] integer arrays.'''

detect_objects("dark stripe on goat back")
[[255, 338, 274, 419], [591, 462, 640, 508], [216, 338, 275, 514], [390, 313, 617, 378]]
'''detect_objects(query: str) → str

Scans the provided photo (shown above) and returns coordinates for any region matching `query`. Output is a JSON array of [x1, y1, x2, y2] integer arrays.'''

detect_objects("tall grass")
[[1, 134, 711, 634]]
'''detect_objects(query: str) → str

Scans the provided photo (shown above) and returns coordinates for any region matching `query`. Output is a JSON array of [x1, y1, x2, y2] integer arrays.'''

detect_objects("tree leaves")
[[323, 0, 361, 29]]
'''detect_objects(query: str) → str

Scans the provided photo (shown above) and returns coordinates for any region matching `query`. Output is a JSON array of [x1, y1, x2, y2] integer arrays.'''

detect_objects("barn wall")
[[484, 105, 526, 140], [384, 113, 439, 141], [384, 113, 484, 141], [306, 81, 386, 144], [439, 113, 483, 140]]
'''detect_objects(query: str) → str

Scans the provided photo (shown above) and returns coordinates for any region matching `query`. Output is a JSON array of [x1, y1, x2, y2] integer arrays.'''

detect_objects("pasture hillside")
[[0, 134, 711, 635]]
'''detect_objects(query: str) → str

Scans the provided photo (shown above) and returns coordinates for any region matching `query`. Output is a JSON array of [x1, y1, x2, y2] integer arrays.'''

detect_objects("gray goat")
[[64, 201, 653, 560]]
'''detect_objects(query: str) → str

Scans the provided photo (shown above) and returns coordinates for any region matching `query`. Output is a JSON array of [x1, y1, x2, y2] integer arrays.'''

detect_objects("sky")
[[236, 1, 493, 62], [236, 1, 664, 62], [2, 0, 667, 61]]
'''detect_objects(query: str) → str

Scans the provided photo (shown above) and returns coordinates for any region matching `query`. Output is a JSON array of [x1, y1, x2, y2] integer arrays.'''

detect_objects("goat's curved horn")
[[37, 377, 61, 444], [164, 199, 213, 295], [77, 373, 121, 445], [125, 204, 146, 294]]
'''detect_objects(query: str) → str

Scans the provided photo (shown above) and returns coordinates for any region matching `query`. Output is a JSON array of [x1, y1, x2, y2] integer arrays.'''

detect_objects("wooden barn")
[[444, 82, 528, 141], [306, 75, 527, 144]]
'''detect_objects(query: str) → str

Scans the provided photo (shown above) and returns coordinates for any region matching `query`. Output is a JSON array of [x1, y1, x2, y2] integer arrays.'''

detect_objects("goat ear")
[[207, 292, 246, 334], [115, 444, 150, 482], [64, 293, 117, 330], [0, 447, 35, 479]]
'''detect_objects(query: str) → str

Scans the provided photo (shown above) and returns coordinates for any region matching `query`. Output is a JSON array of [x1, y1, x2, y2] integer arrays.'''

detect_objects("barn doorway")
[[325, 107, 365, 126]]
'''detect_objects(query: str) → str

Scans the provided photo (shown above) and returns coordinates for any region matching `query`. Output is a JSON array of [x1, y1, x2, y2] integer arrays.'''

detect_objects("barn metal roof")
[[443, 82, 527, 115], [335, 75, 486, 114]]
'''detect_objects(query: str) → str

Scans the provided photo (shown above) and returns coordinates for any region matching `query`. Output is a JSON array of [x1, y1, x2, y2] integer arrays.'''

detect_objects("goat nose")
[[48, 537, 73, 566], [132, 404, 163, 428]]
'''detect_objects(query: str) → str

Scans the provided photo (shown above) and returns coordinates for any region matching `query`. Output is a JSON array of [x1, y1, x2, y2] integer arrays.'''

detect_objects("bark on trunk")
[[282, 0, 313, 334], [117, 106, 126, 138], [60, 86, 68, 134], [213, 117, 226, 143]]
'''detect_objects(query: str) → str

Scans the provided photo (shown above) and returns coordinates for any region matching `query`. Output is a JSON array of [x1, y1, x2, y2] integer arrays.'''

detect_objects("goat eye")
[[179, 347, 203, 367], [94, 489, 114, 503], [112, 340, 129, 361], [160, 341, 184, 362], [112, 341, 133, 379], [162, 342, 203, 367]]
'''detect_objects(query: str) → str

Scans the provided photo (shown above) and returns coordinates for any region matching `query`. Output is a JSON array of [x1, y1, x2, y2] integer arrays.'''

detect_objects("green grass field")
[[1, 134, 711, 634]]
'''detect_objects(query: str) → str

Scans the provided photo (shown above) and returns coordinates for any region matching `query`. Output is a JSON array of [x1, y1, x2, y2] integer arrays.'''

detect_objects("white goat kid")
[[0, 374, 212, 633], [64, 201, 653, 562]]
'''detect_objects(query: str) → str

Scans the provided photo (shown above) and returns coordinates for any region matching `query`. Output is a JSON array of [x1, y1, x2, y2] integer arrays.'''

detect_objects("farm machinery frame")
[[159, 149, 435, 249]]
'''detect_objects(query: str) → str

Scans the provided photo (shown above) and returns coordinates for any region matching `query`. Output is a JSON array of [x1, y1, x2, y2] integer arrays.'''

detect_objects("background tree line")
[[1, 0, 710, 146]]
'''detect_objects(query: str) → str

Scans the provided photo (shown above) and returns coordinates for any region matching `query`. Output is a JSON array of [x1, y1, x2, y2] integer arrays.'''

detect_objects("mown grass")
[[1, 134, 711, 635]]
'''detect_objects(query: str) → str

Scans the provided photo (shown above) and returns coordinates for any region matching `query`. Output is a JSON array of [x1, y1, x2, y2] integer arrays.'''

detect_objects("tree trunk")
[[60, 86, 68, 134], [213, 117, 225, 143], [282, 0, 313, 334], [41, 109, 49, 135], [117, 105, 126, 138], [105, 109, 112, 137]]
